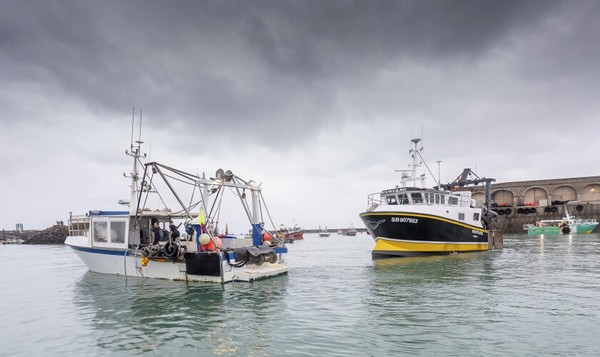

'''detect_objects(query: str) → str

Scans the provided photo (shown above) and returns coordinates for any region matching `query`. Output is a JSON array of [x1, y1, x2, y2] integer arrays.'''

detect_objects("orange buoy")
[[208, 240, 216, 251], [262, 232, 273, 242], [201, 239, 216, 252]]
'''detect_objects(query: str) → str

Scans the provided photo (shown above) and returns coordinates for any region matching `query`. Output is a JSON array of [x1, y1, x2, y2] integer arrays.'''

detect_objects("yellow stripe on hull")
[[374, 238, 488, 253], [360, 211, 487, 233]]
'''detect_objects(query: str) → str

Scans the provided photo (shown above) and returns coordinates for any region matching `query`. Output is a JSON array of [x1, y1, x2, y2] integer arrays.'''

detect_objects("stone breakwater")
[[0, 225, 68, 244]]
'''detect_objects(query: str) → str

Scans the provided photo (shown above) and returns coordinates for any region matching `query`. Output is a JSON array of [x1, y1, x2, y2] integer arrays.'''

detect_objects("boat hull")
[[66, 237, 288, 283], [577, 224, 598, 234], [360, 211, 488, 258]]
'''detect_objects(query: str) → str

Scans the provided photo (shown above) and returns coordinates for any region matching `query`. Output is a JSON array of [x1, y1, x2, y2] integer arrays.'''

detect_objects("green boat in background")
[[524, 206, 598, 235]]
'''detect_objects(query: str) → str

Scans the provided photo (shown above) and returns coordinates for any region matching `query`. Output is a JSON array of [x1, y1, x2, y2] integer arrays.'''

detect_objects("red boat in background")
[[276, 224, 304, 240]]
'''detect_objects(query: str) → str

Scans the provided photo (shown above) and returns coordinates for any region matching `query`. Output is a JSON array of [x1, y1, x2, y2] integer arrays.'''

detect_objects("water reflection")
[[8, 235, 600, 356], [360, 249, 518, 354], [74, 272, 289, 355], [371, 251, 491, 283]]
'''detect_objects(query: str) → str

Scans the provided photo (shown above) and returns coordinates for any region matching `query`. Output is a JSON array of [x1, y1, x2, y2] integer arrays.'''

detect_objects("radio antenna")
[[130, 107, 135, 149], [138, 109, 143, 143]]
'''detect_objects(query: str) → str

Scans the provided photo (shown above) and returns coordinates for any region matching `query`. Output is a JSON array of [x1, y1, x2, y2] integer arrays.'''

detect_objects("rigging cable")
[[416, 149, 439, 188]]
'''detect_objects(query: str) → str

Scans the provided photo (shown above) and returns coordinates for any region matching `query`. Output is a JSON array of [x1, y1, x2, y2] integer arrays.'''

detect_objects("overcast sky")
[[1, 0, 599, 232]]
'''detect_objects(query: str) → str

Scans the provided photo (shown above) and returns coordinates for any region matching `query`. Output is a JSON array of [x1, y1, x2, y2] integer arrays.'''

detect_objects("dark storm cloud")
[[0, 0, 572, 145], [2, 0, 600, 231]]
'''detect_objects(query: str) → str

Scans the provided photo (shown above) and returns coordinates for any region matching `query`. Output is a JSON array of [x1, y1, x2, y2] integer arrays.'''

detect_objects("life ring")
[[505, 208, 511, 215], [551, 206, 558, 212]]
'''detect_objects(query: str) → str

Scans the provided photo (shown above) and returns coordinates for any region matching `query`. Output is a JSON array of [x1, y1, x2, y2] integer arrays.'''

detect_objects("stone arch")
[[522, 186, 549, 206], [492, 189, 514, 206], [472, 192, 485, 206], [581, 183, 600, 203], [551, 185, 577, 203]]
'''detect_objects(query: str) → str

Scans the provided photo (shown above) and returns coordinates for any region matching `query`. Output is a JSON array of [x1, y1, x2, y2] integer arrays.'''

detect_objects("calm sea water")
[[2, 233, 600, 356]]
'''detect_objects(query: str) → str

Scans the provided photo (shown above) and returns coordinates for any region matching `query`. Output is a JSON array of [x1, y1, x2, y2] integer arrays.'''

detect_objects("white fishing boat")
[[359, 138, 501, 258], [65, 120, 288, 283], [318, 226, 331, 237], [340, 225, 357, 236]]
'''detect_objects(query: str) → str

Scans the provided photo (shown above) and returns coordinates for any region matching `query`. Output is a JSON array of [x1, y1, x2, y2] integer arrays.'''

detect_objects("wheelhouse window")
[[427, 193, 435, 205], [449, 196, 459, 206], [398, 194, 409, 204], [91, 217, 128, 248], [111, 221, 126, 243], [387, 195, 398, 205], [411, 192, 424, 204], [473, 213, 480, 221], [93, 221, 108, 242]]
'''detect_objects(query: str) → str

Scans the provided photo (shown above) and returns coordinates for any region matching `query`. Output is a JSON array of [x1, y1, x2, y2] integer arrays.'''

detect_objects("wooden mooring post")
[[488, 229, 503, 250]]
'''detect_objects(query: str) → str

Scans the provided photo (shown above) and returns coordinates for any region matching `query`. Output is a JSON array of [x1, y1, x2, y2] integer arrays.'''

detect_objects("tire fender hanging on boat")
[[163, 241, 179, 259], [225, 246, 277, 267]]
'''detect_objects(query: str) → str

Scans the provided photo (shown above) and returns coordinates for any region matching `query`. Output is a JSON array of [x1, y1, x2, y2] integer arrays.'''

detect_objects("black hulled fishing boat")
[[359, 138, 500, 258]]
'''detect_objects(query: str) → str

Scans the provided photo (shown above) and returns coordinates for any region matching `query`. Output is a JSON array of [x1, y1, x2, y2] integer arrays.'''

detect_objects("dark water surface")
[[2, 233, 600, 356]]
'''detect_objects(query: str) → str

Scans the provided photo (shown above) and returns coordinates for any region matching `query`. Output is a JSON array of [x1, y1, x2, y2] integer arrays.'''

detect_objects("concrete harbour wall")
[[465, 176, 600, 233]]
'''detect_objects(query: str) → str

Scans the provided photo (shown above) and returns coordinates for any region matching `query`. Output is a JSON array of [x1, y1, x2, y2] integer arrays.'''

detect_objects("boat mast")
[[126, 108, 145, 216], [396, 138, 426, 188], [249, 180, 262, 246]]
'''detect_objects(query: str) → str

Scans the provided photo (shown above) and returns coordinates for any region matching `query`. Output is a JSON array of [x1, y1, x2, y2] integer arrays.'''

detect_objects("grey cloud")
[[1, 1, 568, 136]]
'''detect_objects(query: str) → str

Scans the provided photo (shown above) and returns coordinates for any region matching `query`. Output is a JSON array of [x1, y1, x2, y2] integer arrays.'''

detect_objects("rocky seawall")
[[1, 225, 68, 244]]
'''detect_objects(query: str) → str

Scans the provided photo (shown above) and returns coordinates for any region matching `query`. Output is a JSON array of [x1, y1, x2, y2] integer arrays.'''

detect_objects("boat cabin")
[[68, 211, 130, 249], [68, 210, 191, 250], [379, 187, 474, 208]]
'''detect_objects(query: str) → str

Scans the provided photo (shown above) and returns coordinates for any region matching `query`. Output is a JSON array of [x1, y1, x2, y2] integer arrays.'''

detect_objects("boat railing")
[[366, 193, 382, 211], [68, 215, 90, 237]]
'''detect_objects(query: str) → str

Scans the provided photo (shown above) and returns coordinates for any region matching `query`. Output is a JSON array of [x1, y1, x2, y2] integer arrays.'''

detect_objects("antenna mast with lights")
[[395, 138, 426, 188], [124, 108, 147, 215]]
